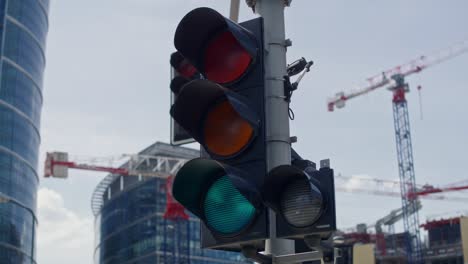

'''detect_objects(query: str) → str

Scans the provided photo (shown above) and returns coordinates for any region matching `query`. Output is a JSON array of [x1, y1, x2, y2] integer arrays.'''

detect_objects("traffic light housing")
[[174, 7, 258, 85], [169, 51, 200, 145], [170, 7, 268, 251], [263, 153, 337, 240]]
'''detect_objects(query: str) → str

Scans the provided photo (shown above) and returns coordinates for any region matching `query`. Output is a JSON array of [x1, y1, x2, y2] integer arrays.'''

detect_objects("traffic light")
[[170, 6, 337, 253], [170, 7, 267, 250], [263, 151, 337, 240], [169, 51, 199, 145]]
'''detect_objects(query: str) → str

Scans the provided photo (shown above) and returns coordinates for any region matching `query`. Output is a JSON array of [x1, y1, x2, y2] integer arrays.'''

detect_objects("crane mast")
[[327, 40, 468, 264], [391, 74, 423, 263]]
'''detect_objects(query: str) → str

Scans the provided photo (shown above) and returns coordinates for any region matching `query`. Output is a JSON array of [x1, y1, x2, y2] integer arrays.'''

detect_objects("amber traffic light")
[[170, 80, 259, 158], [203, 100, 255, 157]]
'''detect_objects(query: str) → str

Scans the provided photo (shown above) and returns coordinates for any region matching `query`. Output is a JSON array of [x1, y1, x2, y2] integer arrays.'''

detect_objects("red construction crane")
[[44, 151, 189, 218], [327, 40, 468, 112], [44, 152, 186, 179], [336, 174, 468, 202], [327, 40, 468, 264], [44, 151, 191, 260]]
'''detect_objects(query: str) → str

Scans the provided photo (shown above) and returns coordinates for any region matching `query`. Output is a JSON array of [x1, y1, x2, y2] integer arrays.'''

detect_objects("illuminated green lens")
[[204, 175, 256, 234]]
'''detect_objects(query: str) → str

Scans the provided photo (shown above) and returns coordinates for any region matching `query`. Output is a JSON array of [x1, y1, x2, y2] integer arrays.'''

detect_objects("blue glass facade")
[[94, 177, 252, 264], [0, 0, 49, 263]]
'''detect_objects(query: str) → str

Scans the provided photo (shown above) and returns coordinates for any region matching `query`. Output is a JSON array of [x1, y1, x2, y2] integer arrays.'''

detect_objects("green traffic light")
[[204, 175, 256, 235]]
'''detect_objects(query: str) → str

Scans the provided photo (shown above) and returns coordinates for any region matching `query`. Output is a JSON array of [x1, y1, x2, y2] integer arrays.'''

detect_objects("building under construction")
[[422, 216, 464, 264], [337, 216, 468, 264], [90, 142, 251, 264], [44, 140, 468, 264]]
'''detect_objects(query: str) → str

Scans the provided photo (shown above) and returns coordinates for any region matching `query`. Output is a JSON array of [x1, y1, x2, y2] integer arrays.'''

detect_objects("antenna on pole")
[[417, 85, 423, 120]]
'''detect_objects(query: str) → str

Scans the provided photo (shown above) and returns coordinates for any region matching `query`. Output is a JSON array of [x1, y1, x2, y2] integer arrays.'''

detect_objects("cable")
[[288, 106, 295, 120]]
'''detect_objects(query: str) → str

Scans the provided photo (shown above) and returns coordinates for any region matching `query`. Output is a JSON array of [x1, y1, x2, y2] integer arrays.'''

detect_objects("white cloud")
[[37, 188, 94, 264], [341, 174, 372, 190], [336, 174, 377, 191], [337, 174, 401, 192]]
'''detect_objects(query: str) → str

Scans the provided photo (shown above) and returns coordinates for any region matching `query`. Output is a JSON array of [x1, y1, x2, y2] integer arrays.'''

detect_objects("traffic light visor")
[[170, 76, 189, 94], [170, 80, 259, 157], [170, 51, 197, 79], [174, 7, 257, 84]]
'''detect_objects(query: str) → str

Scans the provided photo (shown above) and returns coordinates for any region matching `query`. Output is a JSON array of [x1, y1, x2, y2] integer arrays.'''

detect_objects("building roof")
[[90, 141, 199, 216], [421, 217, 462, 230]]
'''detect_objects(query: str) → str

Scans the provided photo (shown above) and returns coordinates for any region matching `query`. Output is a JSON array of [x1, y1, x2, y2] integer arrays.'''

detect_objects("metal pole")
[[255, 0, 294, 257], [230, 0, 240, 22]]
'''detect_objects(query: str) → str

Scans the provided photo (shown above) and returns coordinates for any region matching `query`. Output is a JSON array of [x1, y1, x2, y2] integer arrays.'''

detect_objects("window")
[[7, 0, 48, 47], [3, 20, 46, 86], [0, 62, 43, 127], [0, 150, 38, 209], [0, 106, 40, 166]]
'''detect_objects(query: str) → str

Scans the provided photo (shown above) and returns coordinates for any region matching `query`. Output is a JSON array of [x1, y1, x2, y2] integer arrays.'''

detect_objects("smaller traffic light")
[[263, 154, 336, 240], [169, 51, 200, 145], [170, 51, 199, 93]]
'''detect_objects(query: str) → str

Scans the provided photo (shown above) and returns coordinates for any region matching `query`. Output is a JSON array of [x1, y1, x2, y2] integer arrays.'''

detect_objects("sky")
[[37, 1, 468, 263]]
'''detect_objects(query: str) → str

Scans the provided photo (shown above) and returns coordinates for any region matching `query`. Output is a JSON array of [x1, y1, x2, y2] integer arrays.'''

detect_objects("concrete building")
[[0, 0, 49, 263], [422, 217, 464, 264], [92, 142, 251, 263], [337, 215, 468, 264]]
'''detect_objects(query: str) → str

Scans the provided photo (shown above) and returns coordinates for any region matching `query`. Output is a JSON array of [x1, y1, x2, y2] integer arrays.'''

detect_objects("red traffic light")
[[170, 52, 199, 94], [170, 51, 198, 79], [174, 7, 257, 84], [204, 31, 252, 84]]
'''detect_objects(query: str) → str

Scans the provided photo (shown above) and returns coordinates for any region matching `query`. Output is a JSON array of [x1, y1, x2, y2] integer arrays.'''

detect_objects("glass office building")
[[92, 142, 251, 264], [0, 0, 49, 263]]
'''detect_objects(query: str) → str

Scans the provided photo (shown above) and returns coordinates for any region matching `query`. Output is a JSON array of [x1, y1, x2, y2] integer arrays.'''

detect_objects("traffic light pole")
[[255, 0, 295, 257]]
